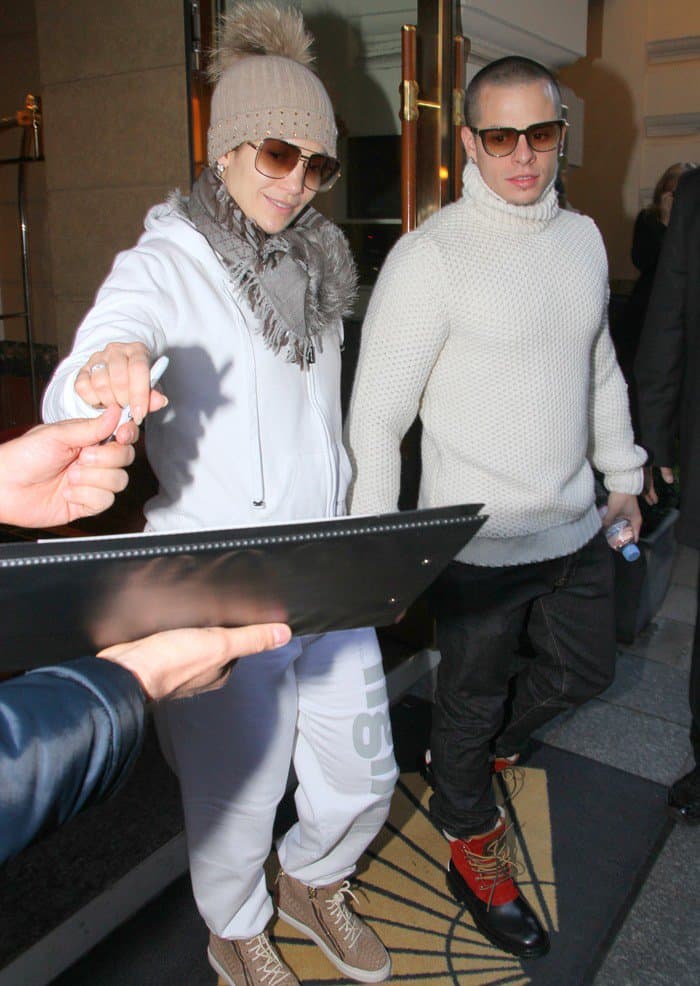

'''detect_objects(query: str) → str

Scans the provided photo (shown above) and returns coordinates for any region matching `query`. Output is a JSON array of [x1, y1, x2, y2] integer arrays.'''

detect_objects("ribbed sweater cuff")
[[603, 466, 645, 496]]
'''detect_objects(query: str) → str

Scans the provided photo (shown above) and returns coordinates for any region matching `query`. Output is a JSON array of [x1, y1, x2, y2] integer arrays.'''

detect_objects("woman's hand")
[[75, 342, 168, 432], [643, 465, 676, 505]]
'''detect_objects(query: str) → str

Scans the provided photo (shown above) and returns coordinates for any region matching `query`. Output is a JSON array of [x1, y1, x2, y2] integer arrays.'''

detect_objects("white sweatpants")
[[156, 627, 397, 939]]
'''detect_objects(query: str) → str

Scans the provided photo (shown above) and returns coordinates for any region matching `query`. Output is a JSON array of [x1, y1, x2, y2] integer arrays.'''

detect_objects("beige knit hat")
[[207, 1, 337, 166]]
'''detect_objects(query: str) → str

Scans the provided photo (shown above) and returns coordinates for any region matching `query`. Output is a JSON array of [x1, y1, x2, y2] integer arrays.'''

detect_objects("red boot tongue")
[[449, 820, 519, 908], [492, 753, 520, 773]]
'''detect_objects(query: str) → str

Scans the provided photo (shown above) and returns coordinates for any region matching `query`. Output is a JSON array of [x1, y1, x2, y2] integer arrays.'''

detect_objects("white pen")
[[103, 355, 170, 440]]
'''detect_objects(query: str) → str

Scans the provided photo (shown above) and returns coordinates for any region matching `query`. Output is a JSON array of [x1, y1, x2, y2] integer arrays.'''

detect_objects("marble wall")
[[33, 0, 191, 352]]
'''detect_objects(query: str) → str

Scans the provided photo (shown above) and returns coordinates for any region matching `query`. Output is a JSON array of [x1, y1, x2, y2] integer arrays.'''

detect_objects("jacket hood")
[[142, 193, 219, 268]]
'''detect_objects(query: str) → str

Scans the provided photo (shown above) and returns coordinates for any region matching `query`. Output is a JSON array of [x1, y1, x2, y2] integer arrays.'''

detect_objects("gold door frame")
[[400, 1, 469, 232]]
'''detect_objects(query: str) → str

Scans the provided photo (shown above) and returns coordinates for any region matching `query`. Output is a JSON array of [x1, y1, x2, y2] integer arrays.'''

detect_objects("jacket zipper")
[[306, 351, 338, 516], [248, 342, 266, 508], [234, 292, 266, 509]]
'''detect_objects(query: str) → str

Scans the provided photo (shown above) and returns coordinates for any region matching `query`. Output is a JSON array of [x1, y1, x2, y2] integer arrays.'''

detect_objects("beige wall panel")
[[1, 200, 59, 344], [30, 0, 189, 353], [644, 62, 700, 116], [1, 325, 25, 343], [0, 34, 40, 115], [562, 0, 700, 280], [0, 166, 20, 204], [34, 0, 185, 85], [53, 300, 90, 354], [641, 139, 700, 191], [26, 283, 55, 345], [0, 163, 47, 210], [0, 34, 41, 172], [0, 201, 52, 339], [0, 5, 51, 350], [0, 279, 22, 307], [12, 209, 49, 282], [561, 0, 646, 280], [0, 202, 21, 278], [54, 298, 98, 354], [26, 197, 53, 274], [22, 161, 48, 204], [0, 172, 50, 346], [0, 0, 36, 37], [42, 67, 190, 193], [47, 185, 169, 302], [0, 164, 46, 212], [0, 127, 23, 171], [647, 0, 700, 40], [0, 281, 23, 334]]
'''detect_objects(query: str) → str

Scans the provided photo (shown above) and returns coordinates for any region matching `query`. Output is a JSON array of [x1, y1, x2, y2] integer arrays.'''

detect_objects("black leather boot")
[[667, 765, 700, 825], [446, 812, 550, 959]]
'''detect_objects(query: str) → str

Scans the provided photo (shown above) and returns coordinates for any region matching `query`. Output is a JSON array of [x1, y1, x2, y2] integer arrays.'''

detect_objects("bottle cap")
[[621, 543, 640, 562]]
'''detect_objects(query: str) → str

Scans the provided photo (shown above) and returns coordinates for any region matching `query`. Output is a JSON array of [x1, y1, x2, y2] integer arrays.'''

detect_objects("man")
[[0, 408, 291, 863], [635, 166, 700, 825], [346, 56, 646, 958]]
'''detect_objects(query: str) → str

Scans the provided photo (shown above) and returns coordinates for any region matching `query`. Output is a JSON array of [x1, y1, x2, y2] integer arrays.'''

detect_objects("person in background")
[[0, 408, 292, 864], [614, 162, 697, 431], [41, 3, 396, 983], [346, 55, 646, 959], [635, 165, 700, 825]]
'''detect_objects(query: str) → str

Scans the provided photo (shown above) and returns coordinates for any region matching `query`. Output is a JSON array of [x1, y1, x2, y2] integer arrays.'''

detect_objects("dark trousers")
[[690, 558, 700, 765], [427, 531, 616, 839]]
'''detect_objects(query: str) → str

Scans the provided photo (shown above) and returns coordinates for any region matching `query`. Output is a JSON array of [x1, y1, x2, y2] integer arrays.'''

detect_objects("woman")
[[42, 4, 396, 984], [615, 161, 697, 432], [629, 163, 697, 322]]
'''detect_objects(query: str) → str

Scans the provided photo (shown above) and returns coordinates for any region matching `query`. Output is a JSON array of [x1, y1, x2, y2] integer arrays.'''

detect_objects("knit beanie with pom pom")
[[207, 0, 337, 165]]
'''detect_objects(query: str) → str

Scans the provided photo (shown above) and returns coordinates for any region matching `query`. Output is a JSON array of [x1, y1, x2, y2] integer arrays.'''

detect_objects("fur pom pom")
[[208, 1, 314, 82]]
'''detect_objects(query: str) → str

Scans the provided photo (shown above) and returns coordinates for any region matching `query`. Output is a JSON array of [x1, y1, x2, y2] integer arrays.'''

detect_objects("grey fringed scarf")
[[186, 167, 357, 368]]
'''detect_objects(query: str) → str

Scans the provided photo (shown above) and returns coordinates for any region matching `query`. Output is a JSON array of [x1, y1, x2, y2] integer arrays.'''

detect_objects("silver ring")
[[88, 362, 108, 374]]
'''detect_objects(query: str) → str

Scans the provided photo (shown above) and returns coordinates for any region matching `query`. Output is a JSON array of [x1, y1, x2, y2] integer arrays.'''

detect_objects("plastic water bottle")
[[604, 517, 640, 562]]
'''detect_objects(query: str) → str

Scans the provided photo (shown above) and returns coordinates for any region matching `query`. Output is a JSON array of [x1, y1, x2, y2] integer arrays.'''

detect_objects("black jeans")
[[427, 531, 616, 838]]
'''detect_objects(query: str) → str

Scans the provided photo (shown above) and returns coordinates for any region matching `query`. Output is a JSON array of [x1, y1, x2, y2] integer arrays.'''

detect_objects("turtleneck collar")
[[461, 159, 559, 231]]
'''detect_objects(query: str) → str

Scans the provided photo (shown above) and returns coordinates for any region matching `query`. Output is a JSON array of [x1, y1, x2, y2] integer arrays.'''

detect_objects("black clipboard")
[[0, 504, 486, 670]]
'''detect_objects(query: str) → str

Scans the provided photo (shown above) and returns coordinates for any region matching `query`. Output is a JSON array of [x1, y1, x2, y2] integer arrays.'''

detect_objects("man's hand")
[[603, 491, 642, 540], [643, 465, 675, 506], [0, 406, 138, 528], [97, 623, 293, 701]]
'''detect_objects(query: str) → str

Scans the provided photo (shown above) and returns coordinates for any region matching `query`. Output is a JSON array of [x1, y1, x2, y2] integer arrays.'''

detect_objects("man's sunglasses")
[[247, 138, 341, 192], [470, 120, 567, 158]]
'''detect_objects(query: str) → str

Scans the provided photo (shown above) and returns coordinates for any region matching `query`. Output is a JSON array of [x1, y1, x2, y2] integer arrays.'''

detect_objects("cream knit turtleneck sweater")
[[346, 162, 646, 566]]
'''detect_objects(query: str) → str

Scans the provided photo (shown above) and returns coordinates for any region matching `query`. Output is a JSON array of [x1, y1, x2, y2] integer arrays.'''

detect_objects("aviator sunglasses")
[[247, 137, 341, 192], [470, 119, 567, 158]]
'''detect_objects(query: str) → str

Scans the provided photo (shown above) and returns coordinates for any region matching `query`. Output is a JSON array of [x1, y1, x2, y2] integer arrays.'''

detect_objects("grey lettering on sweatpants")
[[354, 663, 394, 794]]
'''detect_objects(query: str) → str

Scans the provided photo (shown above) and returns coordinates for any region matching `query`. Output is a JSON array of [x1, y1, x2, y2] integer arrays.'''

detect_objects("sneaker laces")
[[244, 932, 293, 986], [459, 823, 524, 910], [498, 764, 526, 801], [325, 881, 363, 949]]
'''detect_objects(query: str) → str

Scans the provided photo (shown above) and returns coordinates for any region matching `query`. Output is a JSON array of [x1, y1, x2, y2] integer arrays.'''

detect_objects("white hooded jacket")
[[42, 200, 351, 532]]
